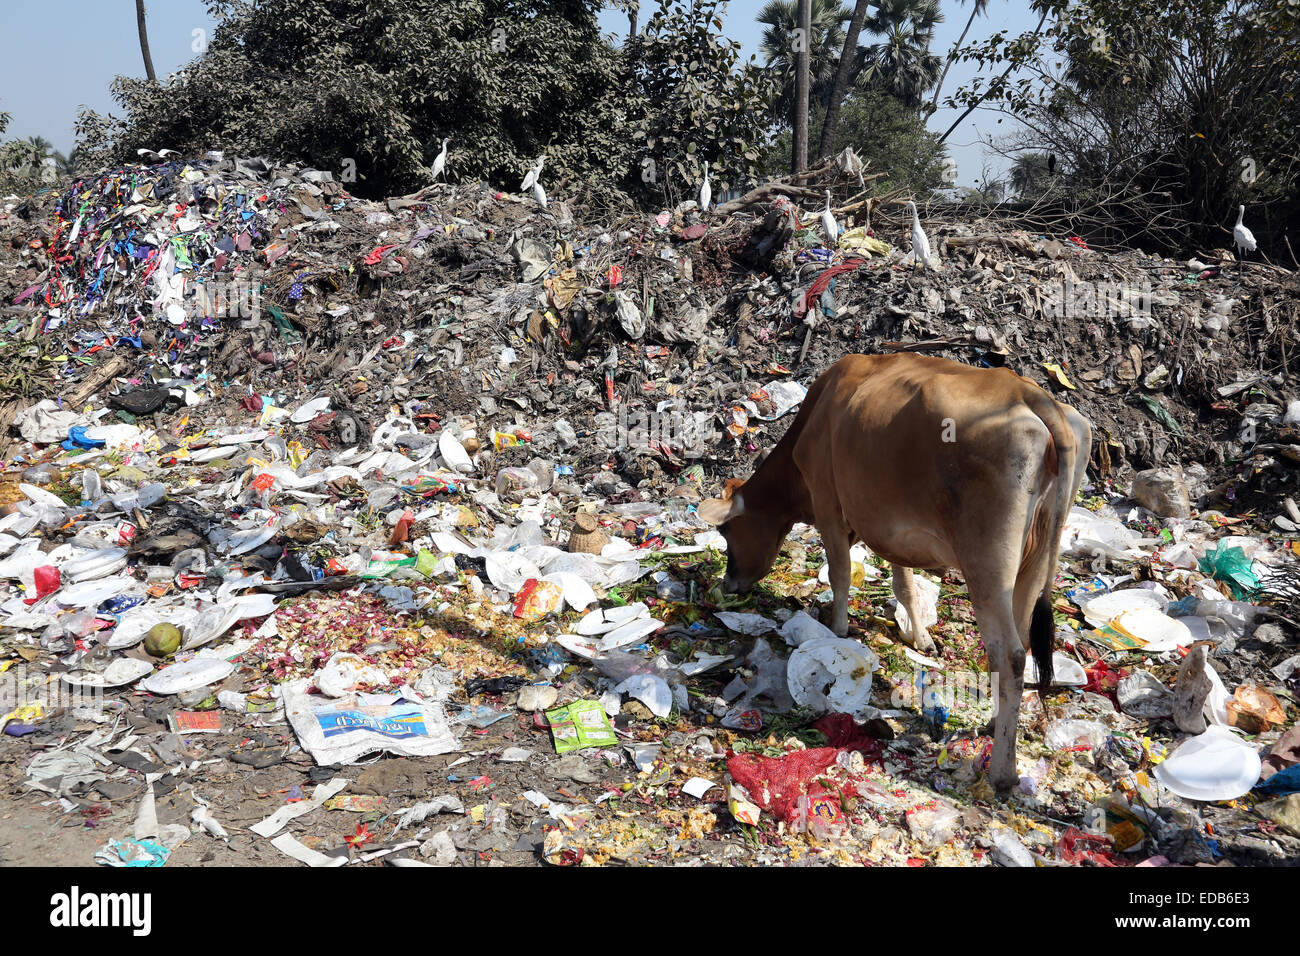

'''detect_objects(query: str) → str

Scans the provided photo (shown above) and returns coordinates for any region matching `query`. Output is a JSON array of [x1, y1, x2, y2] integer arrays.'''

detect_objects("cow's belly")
[[853, 522, 955, 571]]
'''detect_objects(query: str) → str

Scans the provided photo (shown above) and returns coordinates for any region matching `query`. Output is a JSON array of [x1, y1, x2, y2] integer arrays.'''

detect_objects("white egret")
[[821, 190, 838, 248], [521, 154, 546, 192], [532, 178, 548, 209], [907, 200, 932, 271], [1233, 205, 1256, 275], [430, 137, 450, 182], [699, 161, 712, 213]]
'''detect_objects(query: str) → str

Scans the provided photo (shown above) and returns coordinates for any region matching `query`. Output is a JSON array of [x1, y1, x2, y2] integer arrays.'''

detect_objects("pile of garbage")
[[0, 153, 1297, 867]]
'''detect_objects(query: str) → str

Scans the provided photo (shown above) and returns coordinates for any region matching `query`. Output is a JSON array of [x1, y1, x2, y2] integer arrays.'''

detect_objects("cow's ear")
[[698, 495, 743, 525], [721, 477, 746, 500]]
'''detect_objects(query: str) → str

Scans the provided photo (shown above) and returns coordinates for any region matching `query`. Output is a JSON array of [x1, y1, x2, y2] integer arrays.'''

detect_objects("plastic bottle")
[[81, 469, 103, 503]]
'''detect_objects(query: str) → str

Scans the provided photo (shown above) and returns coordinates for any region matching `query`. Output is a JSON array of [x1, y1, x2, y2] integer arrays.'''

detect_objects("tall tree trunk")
[[628, 0, 638, 38], [929, 2, 981, 112], [817, 0, 871, 160], [135, 0, 157, 83], [792, 0, 812, 174], [937, 8, 1047, 145]]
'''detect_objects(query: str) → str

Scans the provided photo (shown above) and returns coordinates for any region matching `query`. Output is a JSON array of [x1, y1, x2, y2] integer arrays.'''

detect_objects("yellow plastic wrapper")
[[1043, 362, 1077, 390], [728, 784, 761, 826], [839, 227, 892, 258], [1, 702, 44, 731], [492, 429, 526, 451]]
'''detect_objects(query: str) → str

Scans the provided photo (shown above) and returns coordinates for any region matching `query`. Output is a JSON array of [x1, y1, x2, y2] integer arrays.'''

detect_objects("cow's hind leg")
[[891, 565, 936, 653], [966, 577, 1025, 793], [815, 510, 852, 636]]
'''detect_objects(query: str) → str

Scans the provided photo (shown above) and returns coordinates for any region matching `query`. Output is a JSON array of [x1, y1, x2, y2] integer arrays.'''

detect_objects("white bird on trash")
[[821, 190, 838, 248], [699, 161, 712, 213], [430, 137, 450, 182], [1233, 204, 1256, 274], [521, 154, 546, 192], [136, 148, 177, 161], [532, 177, 548, 209], [907, 200, 932, 271]]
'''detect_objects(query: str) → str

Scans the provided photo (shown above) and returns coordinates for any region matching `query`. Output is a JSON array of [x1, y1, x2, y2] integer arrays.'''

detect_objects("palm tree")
[[817, 0, 872, 160], [929, 0, 989, 113], [135, 0, 158, 83], [1009, 152, 1050, 198], [794, 0, 812, 173], [858, 0, 944, 111], [758, 0, 853, 124]]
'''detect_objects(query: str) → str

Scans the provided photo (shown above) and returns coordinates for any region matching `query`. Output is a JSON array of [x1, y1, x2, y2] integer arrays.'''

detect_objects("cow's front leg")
[[816, 515, 852, 636], [891, 565, 936, 653]]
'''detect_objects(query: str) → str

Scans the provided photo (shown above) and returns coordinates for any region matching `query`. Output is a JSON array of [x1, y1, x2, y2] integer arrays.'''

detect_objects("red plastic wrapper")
[[1082, 660, 1128, 707], [387, 508, 415, 546], [116, 521, 136, 547], [28, 565, 61, 603], [1057, 827, 1124, 866]]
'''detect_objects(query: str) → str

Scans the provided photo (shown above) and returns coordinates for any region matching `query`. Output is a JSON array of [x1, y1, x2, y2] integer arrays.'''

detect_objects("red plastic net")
[[727, 747, 860, 823]]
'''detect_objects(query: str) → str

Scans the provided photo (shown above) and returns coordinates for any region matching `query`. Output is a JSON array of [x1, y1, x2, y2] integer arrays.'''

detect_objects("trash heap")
[[0, 153, 1297, 867]]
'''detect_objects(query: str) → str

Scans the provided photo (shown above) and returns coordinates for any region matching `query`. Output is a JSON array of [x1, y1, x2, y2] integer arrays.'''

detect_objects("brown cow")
[[699, 353, 1091, 792]]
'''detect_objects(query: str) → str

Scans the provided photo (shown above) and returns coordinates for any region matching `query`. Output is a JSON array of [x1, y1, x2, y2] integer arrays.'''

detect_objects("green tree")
[[765, 88, 949, 197], [951, 0, 1300, 252], [623, 0, 774, 205], [859, 0, 944, 110], [0, 135, 67, 191], [757, 0, 853, 124], [817, 0, 871, 160], [75, 0, 771, 209], [1008, 151, 1049, 199]]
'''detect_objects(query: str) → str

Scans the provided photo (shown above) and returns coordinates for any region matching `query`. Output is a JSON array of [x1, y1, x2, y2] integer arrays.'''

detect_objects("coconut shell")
[[144, 623, 183, 658]]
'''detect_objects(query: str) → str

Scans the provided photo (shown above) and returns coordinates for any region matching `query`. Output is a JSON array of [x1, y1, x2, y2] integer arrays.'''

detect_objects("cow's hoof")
[[991, 772, 1020, 796], [908, 633, 937, 654]]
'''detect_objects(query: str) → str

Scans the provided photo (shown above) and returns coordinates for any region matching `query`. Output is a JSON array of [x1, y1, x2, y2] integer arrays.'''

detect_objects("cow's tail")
[[1020, 388, 1084, 696]]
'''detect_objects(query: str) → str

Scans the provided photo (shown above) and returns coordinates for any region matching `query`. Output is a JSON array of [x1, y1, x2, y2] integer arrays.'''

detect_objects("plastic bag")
[[282, 679, 458, 766], [892, 574, 939, 644], [495, 466, 540, 501], [1044, 719, 1109, 751], [1199, 543, 1260, 599]]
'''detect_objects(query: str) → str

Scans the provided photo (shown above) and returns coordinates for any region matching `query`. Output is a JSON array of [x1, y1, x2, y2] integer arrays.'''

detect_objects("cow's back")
[[791, 354, 1066, 569]]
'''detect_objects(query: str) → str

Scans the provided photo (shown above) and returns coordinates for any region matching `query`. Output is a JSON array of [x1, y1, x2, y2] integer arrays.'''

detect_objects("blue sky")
[[0, 0, 1039, 186]]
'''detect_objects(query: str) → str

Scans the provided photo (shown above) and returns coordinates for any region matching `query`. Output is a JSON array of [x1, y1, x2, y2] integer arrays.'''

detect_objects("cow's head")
[[698, 477, 789, 594]]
